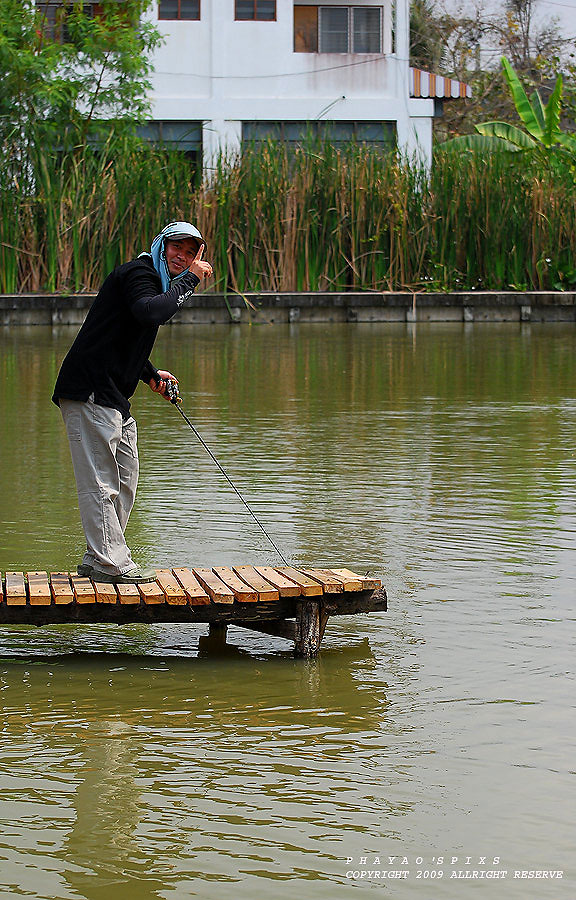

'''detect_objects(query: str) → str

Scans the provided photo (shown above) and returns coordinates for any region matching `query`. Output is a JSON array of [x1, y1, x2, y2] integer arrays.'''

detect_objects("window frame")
[[242, 120, 396, 151], [234, 0, 277, 22], [36, 1, 103, 43], [318, 6, 382, 54], [158, 0, 201, 21]]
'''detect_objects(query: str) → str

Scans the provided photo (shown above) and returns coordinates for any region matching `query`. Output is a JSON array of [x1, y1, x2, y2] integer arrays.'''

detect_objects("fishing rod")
[[165, 380, 290, 567]]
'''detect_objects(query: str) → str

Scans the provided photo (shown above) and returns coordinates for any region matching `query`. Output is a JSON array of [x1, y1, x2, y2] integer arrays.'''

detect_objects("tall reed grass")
[[2, 134, 575, 294]]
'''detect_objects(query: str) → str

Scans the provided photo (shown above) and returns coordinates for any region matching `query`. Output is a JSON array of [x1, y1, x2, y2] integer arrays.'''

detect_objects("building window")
[[242, 120, 395, 151], [294, 6, 382, 53], [36, 1, 102, 42], [137, 120, 202, 174], [294, 6, 318, 52], [235, 1, 276, 21], [159, 0, 200, 20], [352, 7, 381, 52]]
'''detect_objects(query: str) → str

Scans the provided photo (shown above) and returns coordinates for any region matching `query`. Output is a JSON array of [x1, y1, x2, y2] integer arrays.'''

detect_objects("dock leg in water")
[[294, 601, 329, 659], [208, 622, 228, 645]]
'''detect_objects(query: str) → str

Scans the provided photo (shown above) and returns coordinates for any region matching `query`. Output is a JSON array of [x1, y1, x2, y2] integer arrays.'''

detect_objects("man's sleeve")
[[124, 264, 200, 326], [140, 359, 160, 385]]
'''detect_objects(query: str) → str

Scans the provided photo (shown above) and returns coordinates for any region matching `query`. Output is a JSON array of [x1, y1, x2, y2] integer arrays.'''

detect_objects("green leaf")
[[438, 133, 522, 153], [543, 73, 563, 147], [476, 121, 538, 149], [501, 57, 544, 140], [557, 132, 576, 155], [530, 91, 546, 131]]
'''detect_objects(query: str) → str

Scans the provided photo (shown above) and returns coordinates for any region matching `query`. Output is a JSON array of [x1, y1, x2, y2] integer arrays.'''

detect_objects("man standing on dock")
[[52, 221, 213, 584]]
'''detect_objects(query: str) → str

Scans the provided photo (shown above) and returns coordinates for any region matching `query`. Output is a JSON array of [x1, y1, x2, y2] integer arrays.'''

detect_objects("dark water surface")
[[0, 323, 574, 899]]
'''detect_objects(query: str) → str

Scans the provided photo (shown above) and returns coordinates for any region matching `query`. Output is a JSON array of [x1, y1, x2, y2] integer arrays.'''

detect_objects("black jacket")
[[52, 256, 199, 417]]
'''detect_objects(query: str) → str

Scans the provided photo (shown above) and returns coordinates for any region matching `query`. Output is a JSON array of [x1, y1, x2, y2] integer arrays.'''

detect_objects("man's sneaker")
[[77, 563, 93, 577], [90, 565, 157, 584]]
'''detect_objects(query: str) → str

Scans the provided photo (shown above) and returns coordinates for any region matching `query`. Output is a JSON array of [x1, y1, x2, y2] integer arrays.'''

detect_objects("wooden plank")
[[27, 571, 52, 606], [116, 582, 141, 605], [325, 569, 362, 591], [329, 568, 381, 591], [253, 566, 302, 597], [70, 575, 96, 604], [50, 572, 75, 605], [155, 569, 187, 605], [232, 566, 279, 602], [5, 572, 27, 606], [192, 568, 235, 605], [300, 568, 344, 593], [235, 619, 296, 641], [92, 581, 118, 604], [321, 589, 387, 616], [274, 567, 323, 597], [172, 568, 211, 606], [212, 567, 258, 603], [138, 580, 165, 605]]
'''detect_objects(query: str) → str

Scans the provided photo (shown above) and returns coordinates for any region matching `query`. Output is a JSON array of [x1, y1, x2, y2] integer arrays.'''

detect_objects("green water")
[[0, 323, 574, 899]]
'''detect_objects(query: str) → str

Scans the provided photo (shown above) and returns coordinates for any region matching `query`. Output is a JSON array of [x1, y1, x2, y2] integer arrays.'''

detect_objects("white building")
[[145, 1, 471, 169]]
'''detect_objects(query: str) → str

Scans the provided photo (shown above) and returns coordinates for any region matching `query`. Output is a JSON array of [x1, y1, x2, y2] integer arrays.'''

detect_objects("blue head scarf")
[[141, 221, 204, 292]]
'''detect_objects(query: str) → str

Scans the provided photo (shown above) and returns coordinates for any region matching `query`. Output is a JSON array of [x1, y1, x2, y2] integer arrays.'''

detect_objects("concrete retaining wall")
[[2, 291, 576, 326]]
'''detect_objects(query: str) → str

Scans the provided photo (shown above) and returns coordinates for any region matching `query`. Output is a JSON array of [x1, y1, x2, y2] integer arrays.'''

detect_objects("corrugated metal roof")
[[410, 67, 472, 99]]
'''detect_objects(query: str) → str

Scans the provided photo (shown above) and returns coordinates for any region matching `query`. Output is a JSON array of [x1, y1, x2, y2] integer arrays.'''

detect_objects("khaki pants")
[[60, 396, 138, 575]]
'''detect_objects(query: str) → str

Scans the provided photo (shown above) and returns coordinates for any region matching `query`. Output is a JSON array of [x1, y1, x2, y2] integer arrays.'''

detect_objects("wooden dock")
[[0, 566, 387, 657]]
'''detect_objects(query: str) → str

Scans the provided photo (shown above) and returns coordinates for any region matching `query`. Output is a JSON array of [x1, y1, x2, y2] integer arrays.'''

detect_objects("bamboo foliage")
[[1, 134, 576, 295]]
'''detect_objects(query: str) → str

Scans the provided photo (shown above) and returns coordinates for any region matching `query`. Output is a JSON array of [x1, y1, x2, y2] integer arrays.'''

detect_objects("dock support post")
[[208, 622, 228, 644], [294, 601, 329, 659]]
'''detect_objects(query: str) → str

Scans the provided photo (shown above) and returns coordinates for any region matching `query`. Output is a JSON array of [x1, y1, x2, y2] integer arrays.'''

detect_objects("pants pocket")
[[65, 411, 82, 441], [123, 419, 138, 460]]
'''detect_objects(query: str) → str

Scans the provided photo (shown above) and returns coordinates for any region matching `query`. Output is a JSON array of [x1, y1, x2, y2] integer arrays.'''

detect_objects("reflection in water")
[[0, 324, 575, 898], [65, 718, 160, 900], [1, 642, 396, 898]]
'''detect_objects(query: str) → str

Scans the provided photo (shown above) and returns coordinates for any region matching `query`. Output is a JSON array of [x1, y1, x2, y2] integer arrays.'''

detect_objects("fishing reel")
[[165, 379, 181, 405]]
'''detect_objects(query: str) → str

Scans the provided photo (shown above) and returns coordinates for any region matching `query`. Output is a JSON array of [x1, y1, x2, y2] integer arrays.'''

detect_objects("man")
[[53, 221, 213, 584]]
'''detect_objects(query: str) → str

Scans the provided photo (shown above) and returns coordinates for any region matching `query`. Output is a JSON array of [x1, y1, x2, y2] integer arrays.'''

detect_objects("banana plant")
[[442, 57, 576, 156]]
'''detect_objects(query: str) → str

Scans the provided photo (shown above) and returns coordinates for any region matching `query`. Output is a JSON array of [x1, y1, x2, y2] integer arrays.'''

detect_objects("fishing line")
[[166, 382, 291, 566]]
